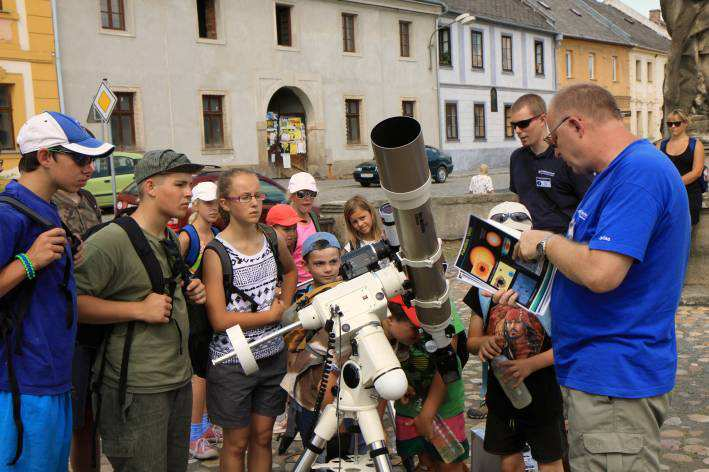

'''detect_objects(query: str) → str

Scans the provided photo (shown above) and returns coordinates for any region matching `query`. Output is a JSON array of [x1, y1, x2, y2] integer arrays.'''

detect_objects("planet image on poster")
[[470, 246, 495, 282], [502, 238, 512, 256], [485, 231, 502, 247], [491, 261, 516, 291]]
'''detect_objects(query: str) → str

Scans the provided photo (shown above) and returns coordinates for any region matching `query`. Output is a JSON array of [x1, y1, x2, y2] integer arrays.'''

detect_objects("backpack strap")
[[204, 239, 259, 313], [660, 139, 669, 153], [181, 224, 201, 268], [309, 209, 321, 232], [689, 137, 696, 154], [258, 223, 283, 281]]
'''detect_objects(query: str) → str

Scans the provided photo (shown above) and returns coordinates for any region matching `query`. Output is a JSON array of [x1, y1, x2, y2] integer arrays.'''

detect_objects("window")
[[612, 56, 618, 82], [504, 104, 514, 139], [196, 0, 217, 39], [471, 30, 484, 69], [534, 40, 544, 75], [647, 62, 653, 83], [565, 50, 572, 78], [110, 92, 135, 149], [636, 110, 643, 136], [202, 95, 224, 148], [647, 111, 654, 137], [100, 0, 125, 30], [438, 27, 451, 66], [345, 99, 361, 144], [501, 35, 513, 72], [0, 86, 14, 150], [275, 4, 292, 47], [474, 103, 486, 139], [342, 13, 356, 53], [402, 100, 415, 118], [588, 53, 595, 79], [445, 103, 458, 141], [635, 60, 642, 81], [399, 21, 411, 57], [490, 87, 498, 113]]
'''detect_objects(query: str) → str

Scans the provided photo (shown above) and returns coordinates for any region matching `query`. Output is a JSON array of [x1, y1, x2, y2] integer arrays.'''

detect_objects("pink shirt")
[[294, 219, 317, 284]]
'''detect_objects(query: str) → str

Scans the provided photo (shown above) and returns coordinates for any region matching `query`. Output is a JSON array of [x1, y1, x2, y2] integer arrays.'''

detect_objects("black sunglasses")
[[295, 190, 317, 199], [666, 121, 683, 128], [510, 114, 542, 130], [490, 212, 531, 224], [48, 147, 94, 167]]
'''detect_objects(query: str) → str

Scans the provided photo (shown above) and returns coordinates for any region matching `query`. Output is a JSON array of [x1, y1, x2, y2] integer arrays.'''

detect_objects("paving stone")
[[687, 438, 706, 445], [662, 429, 684, 438], [666, 417, 683, 426], [689, 415, 709, 423], [662, 438, 682, 450], [664, 453, 694, 463], [684, 445, 709, 456]]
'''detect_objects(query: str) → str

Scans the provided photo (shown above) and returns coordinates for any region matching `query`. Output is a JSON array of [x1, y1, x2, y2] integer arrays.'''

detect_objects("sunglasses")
[[295, 190, 317, 199], [490, 212, 531, 224], [510, 114, 542, 130], [48, 147, 94, 167], [666, 121, 684, 128], [224, 192, 267, 204], [544, 116, 571, 146]]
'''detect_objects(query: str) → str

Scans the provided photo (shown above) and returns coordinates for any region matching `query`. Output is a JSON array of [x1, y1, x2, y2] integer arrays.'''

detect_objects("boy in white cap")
[[0, 112, 113, 469], [287, 172, 321, 290]]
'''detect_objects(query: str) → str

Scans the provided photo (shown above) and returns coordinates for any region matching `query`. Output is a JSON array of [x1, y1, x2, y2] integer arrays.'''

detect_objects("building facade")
[[0, 0, 60, 171], [56, 0, 443, 177], [435, 0, 558, 171]]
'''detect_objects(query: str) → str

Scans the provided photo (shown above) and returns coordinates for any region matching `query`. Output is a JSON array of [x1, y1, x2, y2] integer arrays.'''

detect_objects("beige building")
[[56, 0, 443, 178]]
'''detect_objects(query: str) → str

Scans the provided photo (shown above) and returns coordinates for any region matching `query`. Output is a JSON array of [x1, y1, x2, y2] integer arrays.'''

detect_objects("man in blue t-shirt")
[[0, 112, 113, 469], [495, 84, 690, 471]]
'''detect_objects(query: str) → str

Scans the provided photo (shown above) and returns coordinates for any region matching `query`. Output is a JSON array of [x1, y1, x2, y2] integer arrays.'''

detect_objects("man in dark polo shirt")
[[509, 94, 592, 234]]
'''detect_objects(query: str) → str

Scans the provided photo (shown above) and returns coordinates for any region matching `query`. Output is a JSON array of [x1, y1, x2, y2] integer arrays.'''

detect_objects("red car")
[[116, 170, 290, 231]]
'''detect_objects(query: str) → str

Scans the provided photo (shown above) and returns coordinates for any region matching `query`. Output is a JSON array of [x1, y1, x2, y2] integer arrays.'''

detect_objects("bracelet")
[[15, 253, 36, 280]]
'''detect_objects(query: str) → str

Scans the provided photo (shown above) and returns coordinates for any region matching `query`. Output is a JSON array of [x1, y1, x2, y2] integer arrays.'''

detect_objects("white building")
[[435, 0, 558, 172], [56, 0, 443, 177]]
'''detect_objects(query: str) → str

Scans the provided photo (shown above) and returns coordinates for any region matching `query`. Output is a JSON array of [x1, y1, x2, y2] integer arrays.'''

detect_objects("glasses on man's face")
[[510, 114, 542, 130], [295, 190, 317, 200], [543, 116, 571, 146], [49, 147, 94, 168], [490, 212, 531, 224], [666, 121, 683, 128], [225, 192, 267, 204]]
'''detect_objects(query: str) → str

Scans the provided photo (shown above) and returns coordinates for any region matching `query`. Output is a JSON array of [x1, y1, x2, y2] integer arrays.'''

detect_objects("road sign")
[[92, 80, 117, 123]]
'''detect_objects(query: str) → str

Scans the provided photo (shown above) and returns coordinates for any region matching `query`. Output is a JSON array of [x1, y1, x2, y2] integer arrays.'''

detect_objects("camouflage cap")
[[134, 149, 204, 185]]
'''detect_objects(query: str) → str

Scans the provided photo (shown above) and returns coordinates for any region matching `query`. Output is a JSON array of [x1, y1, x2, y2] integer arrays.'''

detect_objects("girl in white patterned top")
[[203, 169, 297, 471], [468, 164, 495, 195]]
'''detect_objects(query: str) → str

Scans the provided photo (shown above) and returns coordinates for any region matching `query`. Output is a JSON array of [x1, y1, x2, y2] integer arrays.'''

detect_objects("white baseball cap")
[[17, 111, 114, 157], [288, 172, 317, 193], [191, 181, 217, 205]]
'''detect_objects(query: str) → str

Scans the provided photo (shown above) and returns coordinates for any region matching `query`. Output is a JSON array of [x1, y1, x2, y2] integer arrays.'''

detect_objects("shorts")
[[395, 413, 470, 463], [0, 391, 72, 471], [71, 344, 96, 430], [483, 409, 566, 464], [206, 349, 287, 429]]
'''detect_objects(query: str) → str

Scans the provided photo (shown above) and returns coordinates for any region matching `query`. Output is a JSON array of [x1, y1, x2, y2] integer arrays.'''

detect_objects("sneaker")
[[190, 437, 219, 460], [203, 424, 223, 444]]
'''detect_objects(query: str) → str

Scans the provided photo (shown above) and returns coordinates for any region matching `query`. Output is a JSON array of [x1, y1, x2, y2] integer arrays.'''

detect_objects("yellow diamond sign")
[[92, 81, 117, 122]]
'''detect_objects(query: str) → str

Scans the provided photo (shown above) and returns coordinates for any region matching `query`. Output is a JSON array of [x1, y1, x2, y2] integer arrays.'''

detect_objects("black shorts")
[[71, 345, 96, 430], [483, 409, 566, 464]]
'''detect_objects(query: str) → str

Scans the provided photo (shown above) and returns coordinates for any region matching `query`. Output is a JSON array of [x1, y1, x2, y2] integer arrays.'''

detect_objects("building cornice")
[[337, 0, 444, 15]]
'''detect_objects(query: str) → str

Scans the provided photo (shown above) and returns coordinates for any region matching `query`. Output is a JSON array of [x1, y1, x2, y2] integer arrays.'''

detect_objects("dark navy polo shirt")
[[509, 145, 593, 234]]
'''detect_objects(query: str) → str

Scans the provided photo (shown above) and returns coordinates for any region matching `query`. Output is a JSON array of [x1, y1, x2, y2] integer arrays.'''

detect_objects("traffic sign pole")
[[92, 78, 119, 215], [102, 119, 117, 216]]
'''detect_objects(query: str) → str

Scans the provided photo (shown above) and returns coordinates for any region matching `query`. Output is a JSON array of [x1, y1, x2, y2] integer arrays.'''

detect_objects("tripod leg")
[[293, 404, 339, 472], [357, 408, 394, 472]]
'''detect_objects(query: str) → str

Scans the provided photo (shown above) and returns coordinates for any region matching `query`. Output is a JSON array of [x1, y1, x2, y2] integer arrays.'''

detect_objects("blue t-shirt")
[[551, 140, 690, 398], [0, 181, 77, 395]]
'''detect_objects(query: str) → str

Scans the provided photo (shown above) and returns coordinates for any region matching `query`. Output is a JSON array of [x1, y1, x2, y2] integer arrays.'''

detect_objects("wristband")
[[15, 253, 36, 280]]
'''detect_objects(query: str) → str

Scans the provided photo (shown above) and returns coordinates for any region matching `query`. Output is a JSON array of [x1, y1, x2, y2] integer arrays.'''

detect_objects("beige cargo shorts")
[[561, 386, 669, 472]]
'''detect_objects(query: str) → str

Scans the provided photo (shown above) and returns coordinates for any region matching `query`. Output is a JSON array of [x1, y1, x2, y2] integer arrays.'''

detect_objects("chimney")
[[649, 9, 664, 26]]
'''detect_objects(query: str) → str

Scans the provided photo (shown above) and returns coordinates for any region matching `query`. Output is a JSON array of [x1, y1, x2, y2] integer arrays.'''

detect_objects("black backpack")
[[0, 195, 74, 465]]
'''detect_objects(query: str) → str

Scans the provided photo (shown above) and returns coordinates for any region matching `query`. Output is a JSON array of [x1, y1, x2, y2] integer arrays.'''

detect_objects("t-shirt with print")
[[0, 181, 77, 395], [551, 139, 690, 398], [294, 219, 317, 284], [475, 304, 562, 422], [209, 234, 283, 365], [52, 189, 102, 238], [75, 222, 191, 394]]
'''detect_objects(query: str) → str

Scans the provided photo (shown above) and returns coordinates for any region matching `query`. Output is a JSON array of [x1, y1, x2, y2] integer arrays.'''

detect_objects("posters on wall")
[[266, 112, 307, 170]]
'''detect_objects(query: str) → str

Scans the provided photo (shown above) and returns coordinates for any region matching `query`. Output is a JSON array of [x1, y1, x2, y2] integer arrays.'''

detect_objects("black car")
[[353, 145, 454, 187]]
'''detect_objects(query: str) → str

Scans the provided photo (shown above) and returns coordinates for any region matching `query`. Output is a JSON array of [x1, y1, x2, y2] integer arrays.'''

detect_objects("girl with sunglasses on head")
[[287, 172, 321, 288], [657, 109, 706, 226]]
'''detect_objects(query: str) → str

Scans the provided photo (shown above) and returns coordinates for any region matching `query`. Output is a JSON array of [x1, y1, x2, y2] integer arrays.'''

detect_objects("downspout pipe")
[[50, 0, 65, 113]]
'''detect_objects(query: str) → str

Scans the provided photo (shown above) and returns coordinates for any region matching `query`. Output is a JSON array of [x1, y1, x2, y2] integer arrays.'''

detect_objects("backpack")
[[192, 224, 282, 374], [0, 195, 74, 465], [180, 223, 219, 273], [661, 137, 707, 193]]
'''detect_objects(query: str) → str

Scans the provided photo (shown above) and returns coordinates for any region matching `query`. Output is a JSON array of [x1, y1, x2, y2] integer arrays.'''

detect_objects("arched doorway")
[[266, 87, 308, 176]]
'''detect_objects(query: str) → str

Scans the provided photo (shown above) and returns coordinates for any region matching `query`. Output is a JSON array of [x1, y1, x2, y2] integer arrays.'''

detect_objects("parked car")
[[352, 145, 454, 187], [85, 152, 143, 208], [116, 170, 291, 230]]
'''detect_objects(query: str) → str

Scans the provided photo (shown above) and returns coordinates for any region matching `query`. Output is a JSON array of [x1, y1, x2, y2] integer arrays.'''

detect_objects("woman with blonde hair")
[[657, 109, 706, 226], [343, 195, 384, 252]]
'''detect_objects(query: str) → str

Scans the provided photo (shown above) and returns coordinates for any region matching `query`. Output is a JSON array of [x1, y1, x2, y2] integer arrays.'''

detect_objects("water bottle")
[[491, 355, 532, 409], [429, 414, 465, 463]]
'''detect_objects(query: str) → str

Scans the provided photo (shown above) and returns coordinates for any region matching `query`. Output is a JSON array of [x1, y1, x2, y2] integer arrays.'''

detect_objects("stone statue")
[[661, 0, 708, 140]]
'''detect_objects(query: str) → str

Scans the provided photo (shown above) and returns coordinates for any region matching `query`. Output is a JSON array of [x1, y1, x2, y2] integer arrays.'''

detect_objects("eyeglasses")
[[490, 212, 531, 224], [666, 121, 683, 128], [544, 116, 571, 146], [510, 114, 542, 130], [224, 192, 267, 204], [48, 147, 94, 167], [295, 190, 317, 199]]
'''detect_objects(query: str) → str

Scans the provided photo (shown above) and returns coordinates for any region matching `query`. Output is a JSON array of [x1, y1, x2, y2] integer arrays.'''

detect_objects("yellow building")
[[0, 0, 60, 171]]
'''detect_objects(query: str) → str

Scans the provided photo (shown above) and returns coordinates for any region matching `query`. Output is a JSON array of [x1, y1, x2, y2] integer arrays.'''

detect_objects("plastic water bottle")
[[430, 414, 465, 463], [491, 355, 532, 409]]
